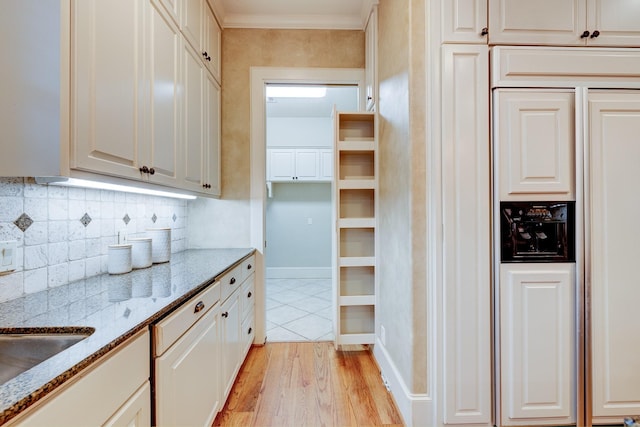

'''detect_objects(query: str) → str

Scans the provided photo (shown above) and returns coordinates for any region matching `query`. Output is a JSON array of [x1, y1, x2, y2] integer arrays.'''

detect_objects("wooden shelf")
[[334, 111, 377, 348], [338, 257, 375, 267]]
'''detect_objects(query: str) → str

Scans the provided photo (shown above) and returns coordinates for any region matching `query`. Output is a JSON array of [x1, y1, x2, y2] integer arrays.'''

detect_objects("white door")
[[204, 71, 221, 195], [500, 263, 576, 426], [442, 0, 488, 43], [147, 0, 181, 187], [488, 0, 586, 46], [586, 0, 640, 46], [268, 149, 295, 181], [588, 91, 640, 423], [441, 44, 492, 425], [72, 0, 145, 179], [155, 307, 221, 427], [181, 0, 203, 54], [103, 382, 151, 427], [294, 149, 320, 180], [220, 291, 241, 400], [181, 42, 205, 191], [320, 149, 333, 180], [203, 5, 221, 82], [496, 90, 575, 200]]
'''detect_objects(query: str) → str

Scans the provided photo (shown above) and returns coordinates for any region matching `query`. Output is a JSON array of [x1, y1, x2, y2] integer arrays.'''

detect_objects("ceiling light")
[[266, 86, 327, 98], [35, 177, 197, 200]]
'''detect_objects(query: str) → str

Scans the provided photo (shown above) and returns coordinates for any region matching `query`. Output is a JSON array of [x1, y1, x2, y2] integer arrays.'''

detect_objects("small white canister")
[[129, 237, 152, 269], [108, 244, 133, 275], [147, 228, 171, 263]]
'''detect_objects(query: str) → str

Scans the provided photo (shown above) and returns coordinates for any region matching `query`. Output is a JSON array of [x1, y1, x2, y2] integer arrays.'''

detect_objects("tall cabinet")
[[333, 112, 377, 347]]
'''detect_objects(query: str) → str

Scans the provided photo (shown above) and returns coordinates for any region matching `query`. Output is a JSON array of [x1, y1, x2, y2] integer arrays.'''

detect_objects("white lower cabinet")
[[154, 305, 221, 427], [12, 330, 151, 427], [499, 263, 575, 426]]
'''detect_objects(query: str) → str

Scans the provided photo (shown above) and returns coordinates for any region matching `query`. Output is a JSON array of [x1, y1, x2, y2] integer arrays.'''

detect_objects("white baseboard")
[[265, 267, 332, 279], [373, 337, 433, 427]]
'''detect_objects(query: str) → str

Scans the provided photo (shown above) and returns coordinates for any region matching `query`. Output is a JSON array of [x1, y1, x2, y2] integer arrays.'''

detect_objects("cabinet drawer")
[[241, 275, 255, 321], [153, 282, 220, 356], [220, 264, 243, 303], [240, 254, 255, 283]]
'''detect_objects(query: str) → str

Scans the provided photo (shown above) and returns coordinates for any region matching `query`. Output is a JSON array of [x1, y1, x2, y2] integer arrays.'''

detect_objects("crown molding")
[[209, 0, 378, 30]]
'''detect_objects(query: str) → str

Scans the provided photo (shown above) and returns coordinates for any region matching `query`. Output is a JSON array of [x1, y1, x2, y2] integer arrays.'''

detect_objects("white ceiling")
[[210, 0, 377, 29]]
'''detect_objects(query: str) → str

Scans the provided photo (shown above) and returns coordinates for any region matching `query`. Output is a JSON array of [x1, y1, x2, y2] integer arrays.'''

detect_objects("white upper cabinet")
[[147, 0, 182, 187], [442, 0, 488, 43], [267, 148, 331, 182], [72, 0, 146, 180], [495, 90, 575, 200], [489, 0, 640, 46], [181, 0, 221, 83]]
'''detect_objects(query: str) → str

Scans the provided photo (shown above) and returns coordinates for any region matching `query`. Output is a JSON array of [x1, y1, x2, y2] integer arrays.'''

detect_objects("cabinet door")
[[72, 0, 145, 179], [103, 382, 151, 427], [441, 45, 492, 425], [442, 0, 488, 43], [181, 0, 203, 53], [320, 149, 333, 180], [268, 149, 295, 181], [496, 90, 575, 200], [155, 307, 221, 427], [204, 72, 221, 196], [489, 0, 586, 46], [204, 4, 222, 83], [294, 149, 320, 181], [147, 0, 181, 187], [221, 291, 241, 400], [181, 42, 205, 191], [589, 92, 640, 423], [586, 0, 640, 46], [364, 7, 377, 110], [500, 264, 575, 426]]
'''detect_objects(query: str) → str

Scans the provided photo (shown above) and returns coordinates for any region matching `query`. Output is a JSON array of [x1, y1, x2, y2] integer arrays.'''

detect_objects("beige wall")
[[377, 0, 427, 393], [188, 29, 364, 248]]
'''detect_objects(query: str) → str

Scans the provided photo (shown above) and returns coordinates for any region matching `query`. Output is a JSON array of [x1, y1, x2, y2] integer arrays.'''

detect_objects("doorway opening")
[[264, 84, 358, 341]]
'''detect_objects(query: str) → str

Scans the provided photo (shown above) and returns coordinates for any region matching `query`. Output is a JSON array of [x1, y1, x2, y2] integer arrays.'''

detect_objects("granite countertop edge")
[[0, 247, 255, 425]]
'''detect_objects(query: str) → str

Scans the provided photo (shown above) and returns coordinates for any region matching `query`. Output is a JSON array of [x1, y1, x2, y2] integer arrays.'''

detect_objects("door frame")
[[249, 67, 365, 344]]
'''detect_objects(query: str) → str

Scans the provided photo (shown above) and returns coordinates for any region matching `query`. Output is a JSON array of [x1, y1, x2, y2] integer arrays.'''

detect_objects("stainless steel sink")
[[0, 329, 94, 385]]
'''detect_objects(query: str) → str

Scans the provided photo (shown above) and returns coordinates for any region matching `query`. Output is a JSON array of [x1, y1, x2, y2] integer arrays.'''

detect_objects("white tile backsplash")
[[0, 178, 189, 303]]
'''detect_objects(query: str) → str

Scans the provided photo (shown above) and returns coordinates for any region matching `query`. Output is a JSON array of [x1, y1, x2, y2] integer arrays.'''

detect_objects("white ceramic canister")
[[147, 228, 171, 263], [128, 237, 152, 269], [108, 244, 133, 275]]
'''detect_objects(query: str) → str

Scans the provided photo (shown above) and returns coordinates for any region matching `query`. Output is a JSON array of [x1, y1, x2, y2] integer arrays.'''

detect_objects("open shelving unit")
[[333, 112, 377, 347]]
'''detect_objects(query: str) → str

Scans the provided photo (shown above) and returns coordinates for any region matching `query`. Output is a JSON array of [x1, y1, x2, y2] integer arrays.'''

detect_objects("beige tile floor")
[[265, 278, 333, 342]]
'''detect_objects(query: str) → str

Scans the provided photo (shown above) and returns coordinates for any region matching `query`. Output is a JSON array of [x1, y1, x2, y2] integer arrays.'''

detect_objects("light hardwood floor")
[[214, 342, 404, 427]]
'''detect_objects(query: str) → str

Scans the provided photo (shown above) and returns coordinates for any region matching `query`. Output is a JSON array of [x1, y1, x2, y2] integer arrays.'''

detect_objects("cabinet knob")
[[367, 96, 373, 101], [139, 165, 149, 174], [247, 291, 252, 298], [194, 301, 205, 313], [149, 167, 155, 175], [230, 277, 236, 285], [580, 30, 591, 38], [590, 30, 600, 38], [202, 51, 208, 57], [480, 27, 488, 36], [222, 311, 228, 318], [206, 55, 211, 62], [247, 327, 252, 335], [247, 264, 252, 270]]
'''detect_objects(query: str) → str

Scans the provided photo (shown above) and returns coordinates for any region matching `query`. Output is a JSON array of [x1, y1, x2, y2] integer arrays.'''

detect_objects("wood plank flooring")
[[213, 342, 404, 427]]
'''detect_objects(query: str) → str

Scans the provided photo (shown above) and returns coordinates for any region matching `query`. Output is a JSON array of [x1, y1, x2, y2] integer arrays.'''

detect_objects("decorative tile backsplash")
[[0, 177, 188, 303]]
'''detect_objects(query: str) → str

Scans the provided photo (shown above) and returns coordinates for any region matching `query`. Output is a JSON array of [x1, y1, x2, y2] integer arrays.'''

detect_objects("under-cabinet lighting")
[[35, 177, 197, 200], [266, 86, 327, 98]]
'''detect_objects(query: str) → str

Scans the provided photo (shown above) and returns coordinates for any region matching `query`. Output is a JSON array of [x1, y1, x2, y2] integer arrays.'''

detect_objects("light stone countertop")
[[0, 248, 255, 425]]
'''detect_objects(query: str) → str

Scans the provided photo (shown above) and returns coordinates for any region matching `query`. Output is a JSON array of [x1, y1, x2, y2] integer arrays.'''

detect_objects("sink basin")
[[0, 329, 94, 385]]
